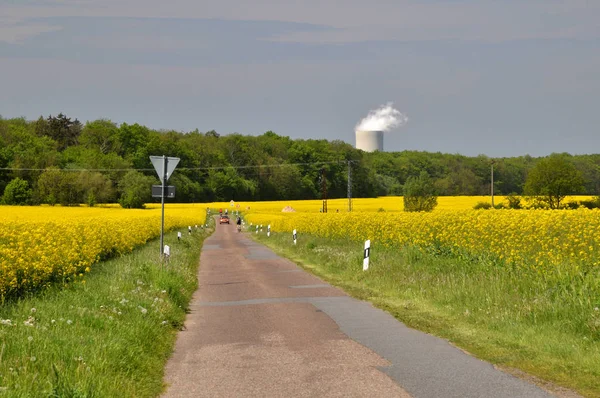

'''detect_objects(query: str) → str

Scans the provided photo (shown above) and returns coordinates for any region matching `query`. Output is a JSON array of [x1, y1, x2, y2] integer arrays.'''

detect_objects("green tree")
[[39, 113, 82, 151], [169, 173, 202, 203], [76, 171, 115, 205], [36, 168, 80, 206], [268, 165, 304, 200], [118, 171, 154, 209], [3, 120, 59, 183], [524, 154, 585, 209], [117, 123, 150, 158], [79, 119, 121, 154], [2, 177, 32, 205], [205, 167, 257, 201], [375, 174, 402, 196], [403, 171, 438, 212]]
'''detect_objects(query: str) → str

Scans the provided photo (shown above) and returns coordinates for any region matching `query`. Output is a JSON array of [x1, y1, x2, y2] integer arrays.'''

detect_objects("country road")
[[162, 221, 554, 398]]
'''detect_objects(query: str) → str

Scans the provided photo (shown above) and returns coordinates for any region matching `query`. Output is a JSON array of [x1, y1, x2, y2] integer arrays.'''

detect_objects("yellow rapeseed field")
[[1, 196, 596, 298], [0, 205, 206, 298], [238, 196, 600, 275], [217, 195, 593, 213]]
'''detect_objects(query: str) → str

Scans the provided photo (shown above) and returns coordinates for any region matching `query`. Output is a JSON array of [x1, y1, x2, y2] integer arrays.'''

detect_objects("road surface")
[[162, 222, 553, 398]]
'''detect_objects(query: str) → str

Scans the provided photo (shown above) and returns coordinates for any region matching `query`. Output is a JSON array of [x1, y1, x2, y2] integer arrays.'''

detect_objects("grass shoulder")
[[0, 224, 213, 397], [252, 232, 597, 398]]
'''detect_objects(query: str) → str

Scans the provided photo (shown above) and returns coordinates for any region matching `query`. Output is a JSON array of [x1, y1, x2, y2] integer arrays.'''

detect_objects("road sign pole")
[[149, 154, 180, 259], [160, 155, 167, 258]]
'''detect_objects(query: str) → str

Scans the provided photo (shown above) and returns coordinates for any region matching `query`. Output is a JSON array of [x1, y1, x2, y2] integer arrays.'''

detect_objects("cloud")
[[0, 18, 63, 43], [355, 103, 408, 133], [0, 16, 341, 67], [2, 0, 598, 44]]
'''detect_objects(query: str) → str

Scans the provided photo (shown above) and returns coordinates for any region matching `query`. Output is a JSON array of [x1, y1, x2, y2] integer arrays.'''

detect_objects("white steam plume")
[[355, 102, 408, 132]]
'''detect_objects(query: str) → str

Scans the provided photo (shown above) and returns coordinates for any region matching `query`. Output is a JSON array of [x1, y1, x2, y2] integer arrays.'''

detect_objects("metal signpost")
[[150, 155, 180, 258]]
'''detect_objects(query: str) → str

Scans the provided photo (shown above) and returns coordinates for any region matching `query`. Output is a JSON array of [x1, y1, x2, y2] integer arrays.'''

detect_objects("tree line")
[[1, 113, 599, 208]]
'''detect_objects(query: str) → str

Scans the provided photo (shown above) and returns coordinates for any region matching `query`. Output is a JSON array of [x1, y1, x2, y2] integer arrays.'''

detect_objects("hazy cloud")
[[3, 0, 599, 43], [0, 17, 63, 43]]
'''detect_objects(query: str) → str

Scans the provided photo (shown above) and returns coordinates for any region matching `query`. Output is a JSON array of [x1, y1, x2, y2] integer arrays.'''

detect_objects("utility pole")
[[491, 160, 495, 208], [321, 168, 327, 213], [347, 160, 353, 212]]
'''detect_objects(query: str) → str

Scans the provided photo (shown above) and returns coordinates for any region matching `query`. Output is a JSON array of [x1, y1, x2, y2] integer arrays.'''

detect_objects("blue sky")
[[1, 0, 599, 157]]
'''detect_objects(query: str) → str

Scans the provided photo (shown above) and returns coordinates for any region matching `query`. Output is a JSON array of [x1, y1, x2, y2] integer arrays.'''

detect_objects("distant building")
[[355, 130, 383, 152]]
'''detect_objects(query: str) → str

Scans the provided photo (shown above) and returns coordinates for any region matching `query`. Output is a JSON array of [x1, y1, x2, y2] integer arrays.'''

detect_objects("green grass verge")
[[0, 224, 212, 397], [253, 232, 600, 398]]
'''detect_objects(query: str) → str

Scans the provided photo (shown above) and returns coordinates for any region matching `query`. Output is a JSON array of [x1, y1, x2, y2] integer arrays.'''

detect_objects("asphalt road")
[[162, 221, 554, 398]]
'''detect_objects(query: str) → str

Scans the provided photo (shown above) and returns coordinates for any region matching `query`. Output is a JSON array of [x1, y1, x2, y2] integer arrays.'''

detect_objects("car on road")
[[219, 215, 230, 224]]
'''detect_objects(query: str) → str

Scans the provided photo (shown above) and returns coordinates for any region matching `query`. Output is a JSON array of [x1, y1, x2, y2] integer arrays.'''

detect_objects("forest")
[[1, 113, 599, 206]]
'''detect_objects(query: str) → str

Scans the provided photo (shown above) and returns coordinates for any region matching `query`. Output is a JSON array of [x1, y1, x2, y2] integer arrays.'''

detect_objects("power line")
[[0, 167, 153, 172], [0, 160, 348, 173]]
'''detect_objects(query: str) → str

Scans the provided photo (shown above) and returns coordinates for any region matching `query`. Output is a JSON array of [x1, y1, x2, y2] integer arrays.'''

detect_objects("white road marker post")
[[293, 229, 297, 245], [163, 245, 170, 262], [363, 240, 371, 271], [267, 224, 271, 237], [256, 225, 259, 234], [177, 232, 182, 242]]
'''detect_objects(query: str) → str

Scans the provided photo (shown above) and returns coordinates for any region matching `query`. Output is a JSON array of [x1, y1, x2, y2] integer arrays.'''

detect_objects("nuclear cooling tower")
[[355, 130, 383, 152]]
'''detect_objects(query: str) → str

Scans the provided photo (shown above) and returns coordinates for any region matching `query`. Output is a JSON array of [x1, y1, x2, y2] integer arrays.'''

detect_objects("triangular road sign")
[[150, 156, 180, 183]]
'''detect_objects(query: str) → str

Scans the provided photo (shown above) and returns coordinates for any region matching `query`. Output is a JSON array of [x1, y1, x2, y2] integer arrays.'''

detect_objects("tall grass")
[[254, 232, 600, 397], [0, 225, 210, 397]]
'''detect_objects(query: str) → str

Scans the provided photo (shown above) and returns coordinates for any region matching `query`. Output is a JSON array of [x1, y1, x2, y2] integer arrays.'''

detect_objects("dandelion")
[[30, 356, 36, 362], [51, 319, 56, 324], [66, 320, 73, 325], [161, 320, 168, 325], [0, 319, 12, 326], [23, 317, 35, 327], [595, 307, 599, 312], [118, 311, 122, 316], [120, 298, 129, 305], [28, 336, 33, 342], [139, 306, 148, 315], [161, 290, 166, 294], [30, 308, 36, 313]]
